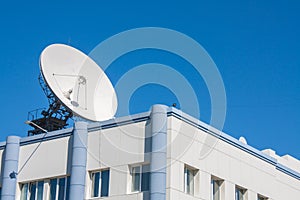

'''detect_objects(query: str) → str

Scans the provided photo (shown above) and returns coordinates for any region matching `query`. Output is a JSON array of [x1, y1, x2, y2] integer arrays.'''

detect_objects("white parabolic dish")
[[40, 44, 118, 121]]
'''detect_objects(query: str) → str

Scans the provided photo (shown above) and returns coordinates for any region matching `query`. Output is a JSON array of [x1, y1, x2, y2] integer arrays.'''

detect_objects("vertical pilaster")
[[224, 180, 235, 200], [1, 136, 20, 200], [150, 105, 168, 200], [69, 121, 88, 200]]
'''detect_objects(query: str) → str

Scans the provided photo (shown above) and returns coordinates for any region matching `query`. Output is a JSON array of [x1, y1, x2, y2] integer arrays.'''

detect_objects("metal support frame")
[[26, 74, 73, 136]]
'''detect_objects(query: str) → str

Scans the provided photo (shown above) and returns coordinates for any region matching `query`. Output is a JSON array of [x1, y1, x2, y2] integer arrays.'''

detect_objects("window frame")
[[184, 165, 198, 196], [90, 168, 110, 198], [20, 180, 44, 200], [211, 176, 223, 200], [49, 176, 70, 200], [235, 186, 247, 200], [130, 164, 150, 193]]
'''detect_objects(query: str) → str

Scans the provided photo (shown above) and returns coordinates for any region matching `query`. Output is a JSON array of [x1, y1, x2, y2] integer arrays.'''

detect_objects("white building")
[[0, 105, 299, 200]]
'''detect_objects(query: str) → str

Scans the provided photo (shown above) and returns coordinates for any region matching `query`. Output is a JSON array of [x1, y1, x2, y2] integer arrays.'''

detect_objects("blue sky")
[[0, 1, 299, 159]]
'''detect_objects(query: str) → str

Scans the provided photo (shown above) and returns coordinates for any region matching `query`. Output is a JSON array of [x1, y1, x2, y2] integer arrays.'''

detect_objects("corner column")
[[69, 121, 88, 200], [1, 136, 20, 200], [150, 104, 168, 200]]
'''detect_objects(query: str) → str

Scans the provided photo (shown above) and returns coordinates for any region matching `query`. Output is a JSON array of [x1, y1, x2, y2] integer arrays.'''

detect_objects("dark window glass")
[[92, 172, 100, 197], [29, 182, 36, 200], [58, 178, 66, 200], [37, 181, 44, 200], [50, 179, 57, 200], [101, 170, 109, 197], [66, 177, 70, 200], [141, 171, 150, 191]]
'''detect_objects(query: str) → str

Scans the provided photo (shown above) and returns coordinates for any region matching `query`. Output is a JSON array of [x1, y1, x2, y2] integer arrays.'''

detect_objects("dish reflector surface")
[[40, 44, 117, 121]]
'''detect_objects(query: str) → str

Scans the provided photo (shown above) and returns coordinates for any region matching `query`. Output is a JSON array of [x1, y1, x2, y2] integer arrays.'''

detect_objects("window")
[[184, 165, 197, 195], [211, 177, 223, 200], [235, 186, 247, 200], [20, 181, 44, 200], [257, 194, 268, 200], [49, 177, 70, 200], [131, 164, 150, 192], [91, 169, 110, 197]]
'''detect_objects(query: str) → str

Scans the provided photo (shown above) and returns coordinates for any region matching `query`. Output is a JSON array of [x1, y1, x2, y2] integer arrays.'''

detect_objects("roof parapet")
[[262, 149, 300, 173]]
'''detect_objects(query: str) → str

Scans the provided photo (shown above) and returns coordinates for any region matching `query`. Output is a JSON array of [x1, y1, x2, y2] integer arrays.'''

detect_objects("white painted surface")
[[167, 116, 300, 200]]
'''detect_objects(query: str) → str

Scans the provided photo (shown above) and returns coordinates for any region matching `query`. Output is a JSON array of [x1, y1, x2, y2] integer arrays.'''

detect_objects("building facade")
[[0, 105, 299, 200]]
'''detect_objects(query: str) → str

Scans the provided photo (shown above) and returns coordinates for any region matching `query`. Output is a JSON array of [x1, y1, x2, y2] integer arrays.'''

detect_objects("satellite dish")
[[40, 43, 118, 121]]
